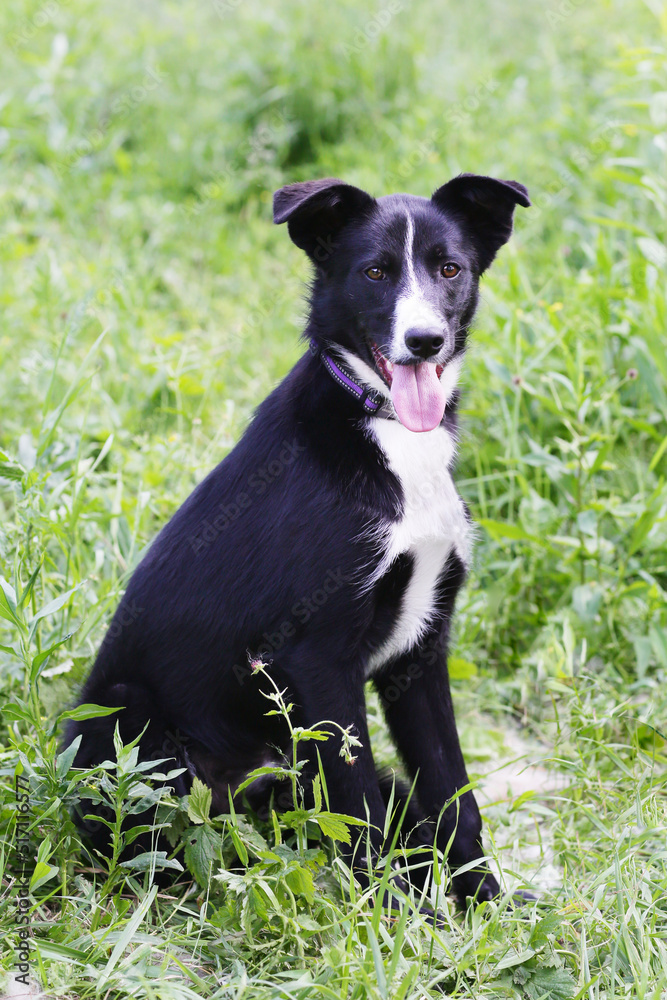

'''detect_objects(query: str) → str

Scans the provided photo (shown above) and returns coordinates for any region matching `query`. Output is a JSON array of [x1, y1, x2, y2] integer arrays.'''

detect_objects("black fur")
[[65, 173, 529, 904]]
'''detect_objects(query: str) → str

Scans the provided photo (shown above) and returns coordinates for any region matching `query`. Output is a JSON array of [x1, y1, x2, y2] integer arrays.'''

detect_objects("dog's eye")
[[441, 262, 460, 279], [364, 266, 385, 281]]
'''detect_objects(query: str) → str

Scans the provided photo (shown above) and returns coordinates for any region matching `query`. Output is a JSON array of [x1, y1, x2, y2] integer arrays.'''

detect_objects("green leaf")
[[292, 727, 330, 741], [576, 508, 598, 537], [364, 921, 387, 999], [449, 657, 478, 679], [450, 855, 491, 879], [285, 865, 315, 903], [99, 885, 157, 984], [529, 911, 564, 946], [38, 328, 108, 458], [522, 966, 577, 1000], [56, 736, 81, 779], [30, 839, 59, 891], [234, 764, 285, 796], [497, 948, 536, 971], [0, 450, 25, 481], [316, 812, 352, 844], [28, 583, 82, 640], [637, 236, 667, 269], [572, 582, 604, 623], [508, 789, 537, 813], [312, 774, 322, 813], [88, 433, 114, 474], [296, 915, 322, 933], [31, 860, 60, 892], [650, 624, 667, 670], [33, 941, 89, 963], [31, 627, 79, 683], [187, 776, 212, 825], [280, 807, 313, 831], [628, 491, 664, 555], [229, 826, 249, 866], [35, 837, 53, 865], [118, 851, 184, 872], [56, 703, 122, 725], [235, 817, 269, 854], [3, 701, 35, 724], [18, 562, 43, 609], [478, 519, 541, 543], [321, 812, 366, 826], [393, 966, 419, 1000], [0, 576, 24, 630], [649, 433, 667, 472]]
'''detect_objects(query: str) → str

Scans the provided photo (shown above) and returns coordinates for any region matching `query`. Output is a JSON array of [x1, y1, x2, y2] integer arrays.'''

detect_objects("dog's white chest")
[[364, 420, 472, 674]]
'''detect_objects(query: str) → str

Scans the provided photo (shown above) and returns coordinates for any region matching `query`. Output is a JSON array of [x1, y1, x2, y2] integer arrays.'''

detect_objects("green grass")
[[1, 0, 667, 996]]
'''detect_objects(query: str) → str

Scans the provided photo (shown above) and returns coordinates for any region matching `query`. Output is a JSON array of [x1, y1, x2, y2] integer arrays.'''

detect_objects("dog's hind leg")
[[274, 649, 388, 871]]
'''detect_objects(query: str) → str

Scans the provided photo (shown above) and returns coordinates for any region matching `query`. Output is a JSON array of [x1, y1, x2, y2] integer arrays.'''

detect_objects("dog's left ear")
[[432, 174, 530, 273], [273, 178, 375, 264]]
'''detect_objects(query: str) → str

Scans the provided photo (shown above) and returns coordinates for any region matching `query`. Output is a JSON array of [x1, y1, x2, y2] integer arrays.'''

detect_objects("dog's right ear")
[[273, 178, 375, 263]]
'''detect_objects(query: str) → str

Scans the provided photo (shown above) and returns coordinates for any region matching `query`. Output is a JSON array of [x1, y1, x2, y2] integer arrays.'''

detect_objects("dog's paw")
[[454, 873, 543, 910], [509, 887, 539, 905], [453, 869, 500, 907]]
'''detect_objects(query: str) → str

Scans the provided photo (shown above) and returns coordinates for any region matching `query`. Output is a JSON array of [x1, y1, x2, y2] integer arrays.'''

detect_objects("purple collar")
[[309, 338, 386, 415]]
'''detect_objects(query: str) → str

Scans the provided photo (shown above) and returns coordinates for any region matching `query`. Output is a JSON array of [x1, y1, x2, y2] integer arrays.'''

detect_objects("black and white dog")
[[67, 173, 530, 904]]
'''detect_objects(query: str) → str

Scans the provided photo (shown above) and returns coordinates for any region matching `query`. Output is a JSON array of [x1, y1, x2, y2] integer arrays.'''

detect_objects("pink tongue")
[[390, 363, 447, 432]]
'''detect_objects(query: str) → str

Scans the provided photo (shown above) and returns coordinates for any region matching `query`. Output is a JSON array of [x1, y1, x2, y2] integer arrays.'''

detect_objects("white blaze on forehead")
[[391, 211, 444, 357]]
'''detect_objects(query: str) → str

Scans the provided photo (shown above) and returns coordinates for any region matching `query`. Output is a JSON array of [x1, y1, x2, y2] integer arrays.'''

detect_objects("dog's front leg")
[[292, 664, 388, 879], [373, 633, 500, 905]]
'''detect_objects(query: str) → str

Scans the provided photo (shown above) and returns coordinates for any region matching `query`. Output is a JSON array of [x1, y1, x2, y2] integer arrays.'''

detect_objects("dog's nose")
[[404, 329, 445, 360]]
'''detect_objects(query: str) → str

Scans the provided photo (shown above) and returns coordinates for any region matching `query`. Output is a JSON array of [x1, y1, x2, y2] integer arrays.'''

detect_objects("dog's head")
[[274, 174, 530, 432]]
